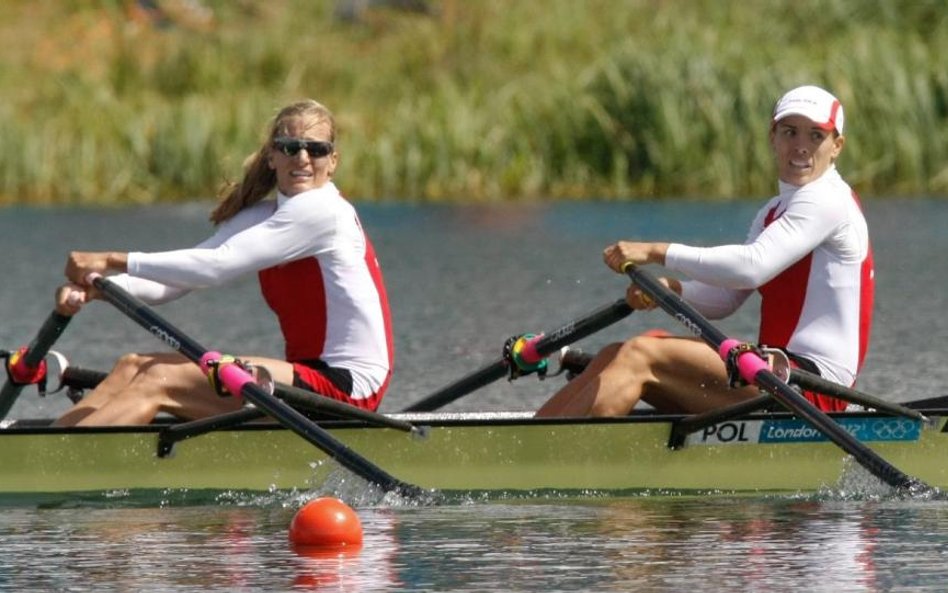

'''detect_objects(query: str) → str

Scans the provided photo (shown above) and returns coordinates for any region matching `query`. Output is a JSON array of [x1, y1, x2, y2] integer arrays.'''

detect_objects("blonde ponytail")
[[210, 100, 337, 225]]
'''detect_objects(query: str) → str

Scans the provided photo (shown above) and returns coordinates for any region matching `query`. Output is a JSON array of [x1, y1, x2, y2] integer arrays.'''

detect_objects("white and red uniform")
[[110, 183, 393, 410], [664, 166, 873, 410]]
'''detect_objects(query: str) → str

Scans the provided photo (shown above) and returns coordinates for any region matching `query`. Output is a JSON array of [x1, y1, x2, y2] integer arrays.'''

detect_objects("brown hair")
[[209, 100, 337, 225]]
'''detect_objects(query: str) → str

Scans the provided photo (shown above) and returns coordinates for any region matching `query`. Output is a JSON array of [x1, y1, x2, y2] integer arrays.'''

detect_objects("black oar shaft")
[[60, 366, 108, 390], [98, 283, 207, 362], [276, 382, 418, 433], [668, 394, 774, 449], [403, 299, 633, 412], [0, 311, 72, 419], [20, 311, 71, 367], [157, 407, 266, 457], [789, 369, 927, 422], [402, 361, 508, 413], [624, 264, 929, 493], [92, 276, 423, 497]]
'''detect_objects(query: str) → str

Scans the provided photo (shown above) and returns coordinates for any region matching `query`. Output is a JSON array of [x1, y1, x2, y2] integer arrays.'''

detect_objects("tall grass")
[[0, 0, 945, 205]]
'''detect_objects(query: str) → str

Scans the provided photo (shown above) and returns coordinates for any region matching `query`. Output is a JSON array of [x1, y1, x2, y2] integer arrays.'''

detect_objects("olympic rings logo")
[[869, 419, 918, 440]]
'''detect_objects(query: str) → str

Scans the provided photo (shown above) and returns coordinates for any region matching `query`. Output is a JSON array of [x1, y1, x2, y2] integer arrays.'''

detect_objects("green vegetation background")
[[1, 0, 945, 205]]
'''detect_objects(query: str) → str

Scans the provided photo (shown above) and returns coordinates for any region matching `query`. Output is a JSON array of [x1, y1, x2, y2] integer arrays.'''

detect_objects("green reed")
[[0, 0, 944, 205]]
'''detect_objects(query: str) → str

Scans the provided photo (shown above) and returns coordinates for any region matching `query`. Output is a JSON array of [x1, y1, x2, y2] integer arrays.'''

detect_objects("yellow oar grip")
[[621, 261, 636, 273]]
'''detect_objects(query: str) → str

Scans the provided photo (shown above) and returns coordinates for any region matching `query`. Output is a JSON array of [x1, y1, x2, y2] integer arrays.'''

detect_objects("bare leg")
[[536, 335, 759, 417], [53, 352, 297, 427], [535, 342, 623, 417], [53, 352, 154, 426]]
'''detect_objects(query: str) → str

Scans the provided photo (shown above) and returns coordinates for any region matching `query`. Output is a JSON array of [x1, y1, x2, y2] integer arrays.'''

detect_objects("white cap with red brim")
[[772, 85, 844, 135]]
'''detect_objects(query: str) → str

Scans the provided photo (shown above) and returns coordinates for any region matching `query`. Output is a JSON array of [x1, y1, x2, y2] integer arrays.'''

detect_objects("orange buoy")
[[288, 497, 363, 548]]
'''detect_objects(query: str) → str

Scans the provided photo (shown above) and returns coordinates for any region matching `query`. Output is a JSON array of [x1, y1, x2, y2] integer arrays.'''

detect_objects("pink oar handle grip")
[[718, 338, 770, 384], [518, 334, 544, 364], [200, 351, 252, 398]]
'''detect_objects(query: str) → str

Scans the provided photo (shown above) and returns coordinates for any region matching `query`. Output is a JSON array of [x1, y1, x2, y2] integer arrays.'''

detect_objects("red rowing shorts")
[[291, 359, 383, 411], [787, 356, 848, 412]]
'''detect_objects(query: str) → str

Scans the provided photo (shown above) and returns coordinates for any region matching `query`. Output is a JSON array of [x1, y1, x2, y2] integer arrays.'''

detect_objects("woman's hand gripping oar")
[[621, 261, 933, 495]]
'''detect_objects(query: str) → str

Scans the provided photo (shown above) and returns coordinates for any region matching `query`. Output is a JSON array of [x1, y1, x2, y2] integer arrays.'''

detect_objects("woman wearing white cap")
[[537, 85, 873, 417]]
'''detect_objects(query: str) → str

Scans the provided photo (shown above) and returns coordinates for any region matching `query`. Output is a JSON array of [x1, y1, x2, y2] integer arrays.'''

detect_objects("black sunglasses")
[[273, 137, 334, 158]]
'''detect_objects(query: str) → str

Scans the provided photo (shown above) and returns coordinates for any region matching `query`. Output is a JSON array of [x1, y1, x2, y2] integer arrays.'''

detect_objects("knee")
[[613, 336, 653, 370], [590, 337, 658, 381], [111, 352, 149, 377], [112, 353, 167, 391], [579, 342, 626, 375], [606, 335, 662, 390]]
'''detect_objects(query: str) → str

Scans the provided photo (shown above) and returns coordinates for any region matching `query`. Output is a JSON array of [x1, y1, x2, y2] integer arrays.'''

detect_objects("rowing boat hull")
[[3, 410, 947, 500]]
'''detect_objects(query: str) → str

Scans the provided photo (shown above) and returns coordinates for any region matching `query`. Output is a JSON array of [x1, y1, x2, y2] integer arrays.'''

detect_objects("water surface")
[[3, 497, 948, 592], [1, 199, 947, 592]]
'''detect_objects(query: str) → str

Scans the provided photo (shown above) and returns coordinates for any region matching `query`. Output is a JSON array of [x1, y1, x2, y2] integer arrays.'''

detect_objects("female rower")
[[537, 85, 872, 417], [53, 99, 393, 426]]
